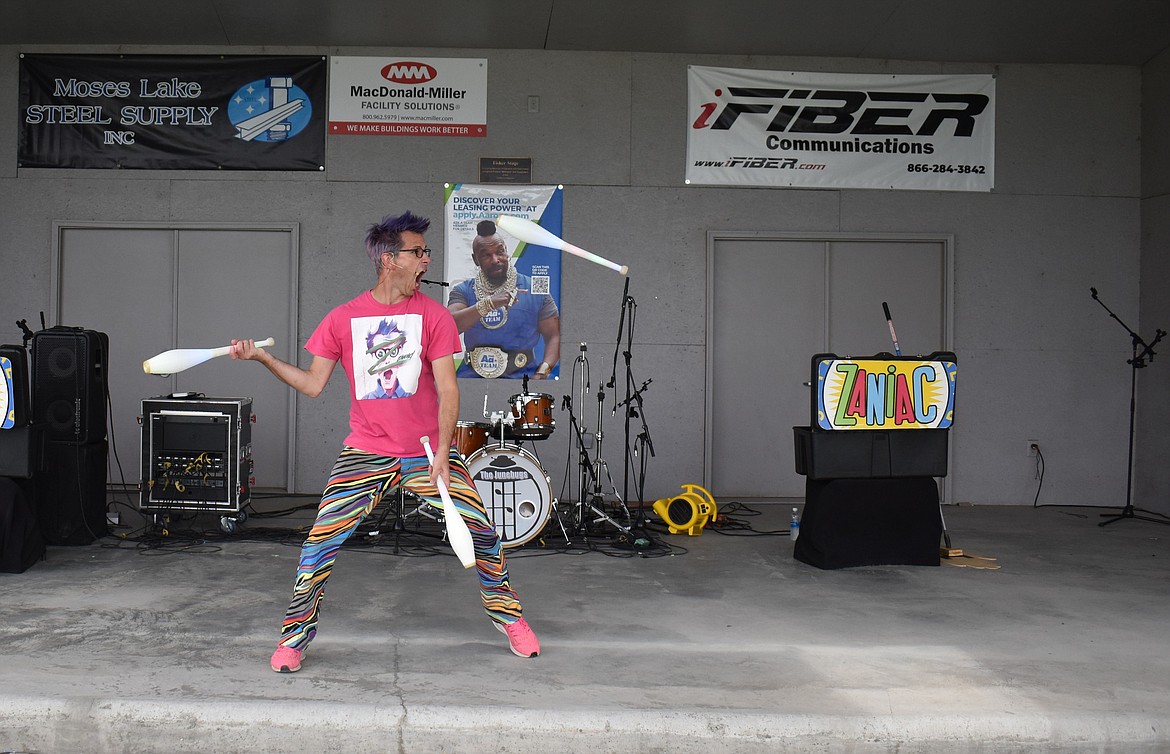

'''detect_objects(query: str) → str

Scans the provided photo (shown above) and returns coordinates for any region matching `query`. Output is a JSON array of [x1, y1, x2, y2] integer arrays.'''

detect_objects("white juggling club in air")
[[496, 214, 628, 276], [419, 435, 476, 569], [143, 337, 275, 375]]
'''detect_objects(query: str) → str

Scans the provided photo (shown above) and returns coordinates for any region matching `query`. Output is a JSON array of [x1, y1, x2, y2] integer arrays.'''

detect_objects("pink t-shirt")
[[306, 290, 461, 458]]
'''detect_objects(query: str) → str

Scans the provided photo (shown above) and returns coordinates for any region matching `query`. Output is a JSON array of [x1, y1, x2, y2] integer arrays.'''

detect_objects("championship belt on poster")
[[468, 347, 508, 378], [467, 346, 534, 378]]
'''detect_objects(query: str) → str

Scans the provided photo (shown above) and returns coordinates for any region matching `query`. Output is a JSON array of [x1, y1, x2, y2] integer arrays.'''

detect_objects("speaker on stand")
[[31, 327, 110, 545]]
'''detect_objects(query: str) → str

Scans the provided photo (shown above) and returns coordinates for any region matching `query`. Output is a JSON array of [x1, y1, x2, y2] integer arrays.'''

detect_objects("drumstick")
[[496, 215, 629, 276], [419, 435, 476, 569], [144, 338, 274, 375]]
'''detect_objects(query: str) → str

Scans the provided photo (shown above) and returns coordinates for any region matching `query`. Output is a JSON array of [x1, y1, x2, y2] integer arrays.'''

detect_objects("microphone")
[[421, 278, 450, 287], [1090, 287, 1098, 298]]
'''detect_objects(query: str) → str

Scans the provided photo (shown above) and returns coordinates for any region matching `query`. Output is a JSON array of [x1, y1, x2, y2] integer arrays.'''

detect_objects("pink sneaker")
[[495, 617, 540, 657], [270, 645, 303, 673]]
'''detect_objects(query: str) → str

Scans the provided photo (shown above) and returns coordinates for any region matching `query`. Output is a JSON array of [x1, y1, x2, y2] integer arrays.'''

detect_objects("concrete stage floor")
[[2, 499, 1169, 753]]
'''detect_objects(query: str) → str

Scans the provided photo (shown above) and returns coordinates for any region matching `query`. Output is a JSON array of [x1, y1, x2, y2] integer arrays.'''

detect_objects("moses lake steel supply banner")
[[445, 185, 563, 379], [686, 67, 995, 191], [329, 57, 487, 137], [19, 54, 326, 170]]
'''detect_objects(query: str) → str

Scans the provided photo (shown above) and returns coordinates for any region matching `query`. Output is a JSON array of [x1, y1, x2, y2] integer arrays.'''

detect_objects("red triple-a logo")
[[380, 62, 437, 84]]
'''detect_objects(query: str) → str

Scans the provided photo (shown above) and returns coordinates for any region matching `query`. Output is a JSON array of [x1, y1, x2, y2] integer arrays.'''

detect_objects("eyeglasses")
[[398, 247, 432, 258]]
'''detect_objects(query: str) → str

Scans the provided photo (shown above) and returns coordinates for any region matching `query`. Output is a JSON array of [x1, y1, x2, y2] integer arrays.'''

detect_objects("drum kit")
[[391, 335, 647, 553], [453, 391, 561, 549]]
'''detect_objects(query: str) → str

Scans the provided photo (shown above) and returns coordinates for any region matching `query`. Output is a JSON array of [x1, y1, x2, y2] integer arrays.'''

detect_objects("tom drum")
[[454, 421, 492, 459], [506, 392, 555, 440]]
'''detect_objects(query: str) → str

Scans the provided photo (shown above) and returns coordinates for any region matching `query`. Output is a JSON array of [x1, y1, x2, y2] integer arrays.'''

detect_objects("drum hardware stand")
[[360, 486, 446, 554], [1089, 288, 1169, 528], [483, 394, 514, 447], [561, 393, 630, 540], [570, 342, 592, 511]]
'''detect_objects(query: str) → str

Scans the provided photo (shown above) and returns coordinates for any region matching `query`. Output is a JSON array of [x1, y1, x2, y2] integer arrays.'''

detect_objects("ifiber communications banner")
[[687, 67, 995, 191], [19, 54, 326, 170], [329, 57, 487, 137]]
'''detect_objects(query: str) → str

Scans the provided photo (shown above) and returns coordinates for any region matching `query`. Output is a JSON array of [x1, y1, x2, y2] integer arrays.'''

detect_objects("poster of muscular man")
[[444, 184, 562, 380]]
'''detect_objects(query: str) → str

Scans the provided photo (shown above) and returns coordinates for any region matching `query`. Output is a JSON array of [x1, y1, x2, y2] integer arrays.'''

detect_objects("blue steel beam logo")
[[227, 77, 313, 142]]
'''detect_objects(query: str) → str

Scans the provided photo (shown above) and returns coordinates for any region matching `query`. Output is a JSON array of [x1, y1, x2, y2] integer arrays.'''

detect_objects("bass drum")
[[465, 444, 553, 548]]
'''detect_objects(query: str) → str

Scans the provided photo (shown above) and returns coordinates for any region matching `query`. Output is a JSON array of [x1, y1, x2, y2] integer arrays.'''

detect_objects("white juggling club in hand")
[[420, 435, 476, 569], [143, 338, 275, 375]]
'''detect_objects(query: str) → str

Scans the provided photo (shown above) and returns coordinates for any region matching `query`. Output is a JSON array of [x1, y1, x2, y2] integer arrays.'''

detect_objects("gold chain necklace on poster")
[[473, 266, 518, 330]]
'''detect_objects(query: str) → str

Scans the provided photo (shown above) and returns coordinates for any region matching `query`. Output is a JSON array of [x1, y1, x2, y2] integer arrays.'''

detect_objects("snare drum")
[[506, 392, 555, 440], [454, 421, 492, 459], [466, 443, 554, 548]]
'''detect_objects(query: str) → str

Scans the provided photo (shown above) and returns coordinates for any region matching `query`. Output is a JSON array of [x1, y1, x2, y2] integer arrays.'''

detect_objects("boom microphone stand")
[[616, 378, 655, 526], [1090, 287, 1169, 528], [609, 278, 636, 500]]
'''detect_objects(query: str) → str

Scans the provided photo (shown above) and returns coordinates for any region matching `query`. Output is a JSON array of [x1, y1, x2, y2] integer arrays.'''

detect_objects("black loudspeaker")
[[32, 328, 109, 444], [794, 476, 941, 569], [0, 477, 46, 573], [35, 440, 109, 545]]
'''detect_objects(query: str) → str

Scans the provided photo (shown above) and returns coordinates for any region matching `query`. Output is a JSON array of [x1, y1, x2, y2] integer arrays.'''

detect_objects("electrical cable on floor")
[[703, 502, 791, 536], [1027, 446, 1170, 521], [1028, 444, 1093, 517], [1031, 446, 1046, 508], [98, 496, 691, 560]]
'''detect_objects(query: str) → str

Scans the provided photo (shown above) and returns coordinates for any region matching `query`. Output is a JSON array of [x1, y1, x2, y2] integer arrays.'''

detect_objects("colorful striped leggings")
[[277, 445, 522, 650]]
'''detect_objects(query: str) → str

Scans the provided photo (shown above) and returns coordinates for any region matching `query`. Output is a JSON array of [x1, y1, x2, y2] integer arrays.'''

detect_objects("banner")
[[687, 67, 995, 191], [329, 57, 487, 137], [19, 54, 326, 170], [815, 355, 957, 430], [444, 185, 563, 380]]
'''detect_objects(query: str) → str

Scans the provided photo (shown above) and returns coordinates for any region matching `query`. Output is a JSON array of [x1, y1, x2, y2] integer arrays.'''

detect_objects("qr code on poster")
[[530, 276, 550, 295]]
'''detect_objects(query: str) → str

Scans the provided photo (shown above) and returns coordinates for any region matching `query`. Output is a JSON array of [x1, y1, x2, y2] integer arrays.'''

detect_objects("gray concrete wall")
[[0, 45, 1147, 508], [1138, 47, 1170, 517]]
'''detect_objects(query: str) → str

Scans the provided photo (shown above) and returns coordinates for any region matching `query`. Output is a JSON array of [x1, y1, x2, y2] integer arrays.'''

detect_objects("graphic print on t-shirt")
[[352, 314, 424, 399]]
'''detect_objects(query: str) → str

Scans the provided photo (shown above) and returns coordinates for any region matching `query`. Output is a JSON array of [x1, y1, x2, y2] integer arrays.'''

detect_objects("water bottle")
[[790, 507, 800, 543]]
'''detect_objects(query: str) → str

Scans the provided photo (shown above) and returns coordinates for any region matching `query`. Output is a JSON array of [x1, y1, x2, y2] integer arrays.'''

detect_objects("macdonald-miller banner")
[[19, 54, 326, 170], [686, 67, 995, 191], [329, 57, 487, 137]]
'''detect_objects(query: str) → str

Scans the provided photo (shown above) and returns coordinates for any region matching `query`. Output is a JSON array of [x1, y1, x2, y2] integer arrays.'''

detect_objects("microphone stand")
[[1090, 287, 1168, 528], [574, 343, 590, 516], [609, 278, 635, 497], [617, 378, 655, 526], [620, 290, 640, 505]]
